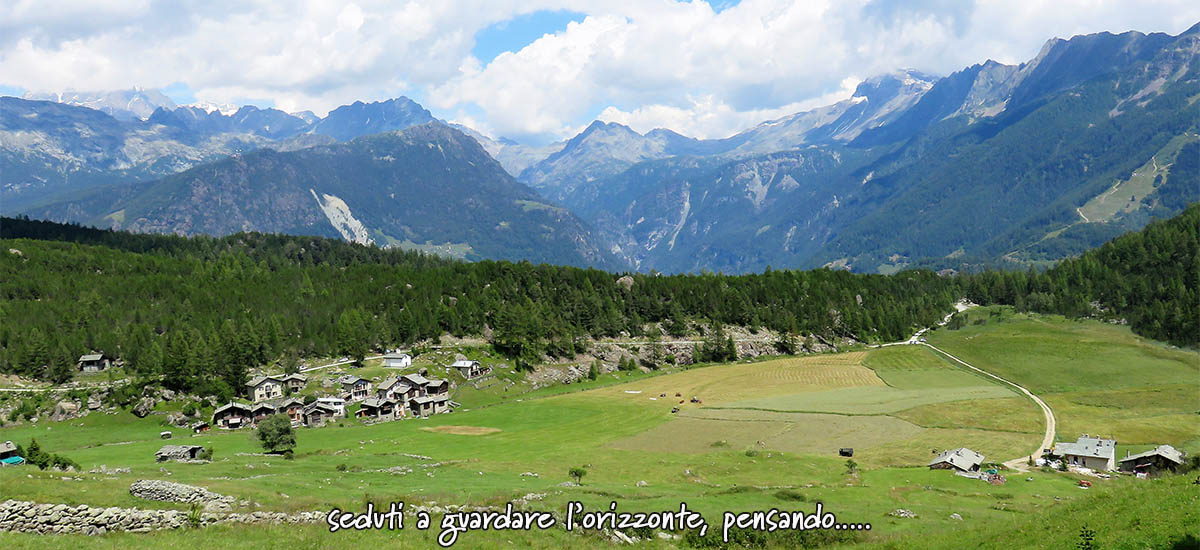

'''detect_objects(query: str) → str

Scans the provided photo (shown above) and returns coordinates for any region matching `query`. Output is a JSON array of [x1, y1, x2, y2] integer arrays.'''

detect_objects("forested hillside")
[[0, 217, 957, 400], [964, 203, 1199, 346], [3, 201, 1195, 399]]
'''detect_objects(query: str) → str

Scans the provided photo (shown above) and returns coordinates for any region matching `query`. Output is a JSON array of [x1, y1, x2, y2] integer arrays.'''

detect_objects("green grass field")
[[0, 309, 1196, 548], [927, 306, 1200, 455]]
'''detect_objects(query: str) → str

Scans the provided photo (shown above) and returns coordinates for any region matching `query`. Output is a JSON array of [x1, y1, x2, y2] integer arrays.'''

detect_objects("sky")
[[2, 1, 1198, 144]]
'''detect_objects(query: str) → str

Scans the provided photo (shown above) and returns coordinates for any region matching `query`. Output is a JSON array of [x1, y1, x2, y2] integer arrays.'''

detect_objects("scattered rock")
[[129, 480, 234, 506], [615, 276, 635, 291], [888, 509, 917, 519], [949, 513, 963, 521], [635, 480, 648, 487], [132, 397, 156, 418]]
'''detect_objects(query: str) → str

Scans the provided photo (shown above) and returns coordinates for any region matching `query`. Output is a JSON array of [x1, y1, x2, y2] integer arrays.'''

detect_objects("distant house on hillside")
[[410, 394, 450, 417], [929, 448, 985, 472], [250, 402, 278, 424], [1052, 435, 1117, 471], [383, 353, 412, 369], [303, 401, 339, 427], [77, 353, 113, 372], [357, 398, 400, 421], [155, 445, 205, 462], [1119, 445, 1185, 477], [212, 402, 253, 429], [246, 376, 284, 402], [316, 397, 347, 417], [450, 359, 489, 379], [272, 397, 306, 424], [377, 376, 419, 403], [273, 373, 308, 393], [339, 375, 372, 401], [0, 441, 18, 460]]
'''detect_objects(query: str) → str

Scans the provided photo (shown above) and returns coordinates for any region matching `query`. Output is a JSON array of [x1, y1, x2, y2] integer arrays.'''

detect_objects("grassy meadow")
[[0, 308, 1197, 548]]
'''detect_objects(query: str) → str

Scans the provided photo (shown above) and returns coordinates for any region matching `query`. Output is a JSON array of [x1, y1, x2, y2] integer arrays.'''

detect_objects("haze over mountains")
[[3, 25, 1198, 274]]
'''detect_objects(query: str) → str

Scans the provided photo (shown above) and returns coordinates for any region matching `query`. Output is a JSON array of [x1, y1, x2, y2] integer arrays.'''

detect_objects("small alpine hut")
[[450, 359, 489, 379], [929, 448, 985, 473], [1118, 445, 1186, 477], [77, 353, 113, 372], [212, 402, 253, 429], [155, 445, 205, 462]]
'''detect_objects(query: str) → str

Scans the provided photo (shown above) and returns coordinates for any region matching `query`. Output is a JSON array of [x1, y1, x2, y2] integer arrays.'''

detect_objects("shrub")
[[773, 489, 808, 502], [255, 414, 296, 454]]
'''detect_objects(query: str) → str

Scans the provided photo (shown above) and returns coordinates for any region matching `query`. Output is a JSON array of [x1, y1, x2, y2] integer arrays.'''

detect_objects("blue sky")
[[472, 10, 586, 64]]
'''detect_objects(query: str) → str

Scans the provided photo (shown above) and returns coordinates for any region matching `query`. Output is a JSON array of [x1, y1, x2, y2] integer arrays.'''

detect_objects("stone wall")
[[0, 500, 324, 535]]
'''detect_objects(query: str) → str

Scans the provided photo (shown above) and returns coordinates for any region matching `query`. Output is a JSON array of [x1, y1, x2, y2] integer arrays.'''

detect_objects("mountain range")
[[3, 24, 1197, 273]]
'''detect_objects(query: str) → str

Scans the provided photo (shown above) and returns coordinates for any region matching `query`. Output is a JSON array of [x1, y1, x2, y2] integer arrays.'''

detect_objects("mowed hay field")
[[604, 346, 1042, 467], [587, 350, 884, 408]]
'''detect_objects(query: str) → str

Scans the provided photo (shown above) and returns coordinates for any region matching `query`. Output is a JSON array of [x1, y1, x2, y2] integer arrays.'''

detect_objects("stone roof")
[[378, 376, 406, 390], [246, 376, 279, 388], [384, 352, 411, 360], [339, 375, 367, 386], [1053, 436, 1116, 460], [451, 360, 480, 368], [929, 447, 985, 471], [1119, 444, 1184, 465], [361, 397, 398, 409], [78, 353, 106, 362], [213, 402, 252, 415], [0, 441, 16, 454], [402, 373, 430, 386], [304, 402, 338, 414]]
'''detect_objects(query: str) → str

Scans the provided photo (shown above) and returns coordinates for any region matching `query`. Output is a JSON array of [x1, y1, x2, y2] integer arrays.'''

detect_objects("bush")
[[773, 489, 808, 502], [255, 414, 296, 454]]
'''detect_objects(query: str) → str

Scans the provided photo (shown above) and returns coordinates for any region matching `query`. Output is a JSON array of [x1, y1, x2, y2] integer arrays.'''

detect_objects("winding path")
[[874, 301, 1057, 470], [920, 342, 1056, 471]]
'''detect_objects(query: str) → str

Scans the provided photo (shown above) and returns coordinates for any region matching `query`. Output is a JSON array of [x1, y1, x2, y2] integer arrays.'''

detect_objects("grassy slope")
[[926, 306, 1200, 455], [0, 310, 1197, 548]]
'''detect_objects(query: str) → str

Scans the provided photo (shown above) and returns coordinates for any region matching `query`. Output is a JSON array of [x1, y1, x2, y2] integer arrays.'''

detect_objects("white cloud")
[[1, 1, 1197, 140]]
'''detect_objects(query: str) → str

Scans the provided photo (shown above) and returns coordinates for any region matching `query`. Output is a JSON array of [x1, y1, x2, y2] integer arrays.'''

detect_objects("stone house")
[[450, 359, 489, 379], [1118, 445, 1185, 477], [377, 376, 419, 403], [356, 398, 400, 420], [1052, 435, 1117, 471], [155, 445, 205, 462], [77, 353, 113, 372], [250, 402, 277, 424], [929, 448, 985, 472], [316, 397, 347, 417], [338, 375, 372, 402], [272, 397, 306, 424], [303, 402, 339, 427], [409, 395, 450, 417], [212, 402, 253, 429], [272, 373, 308, 393], [246, 376, 284, 402]]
